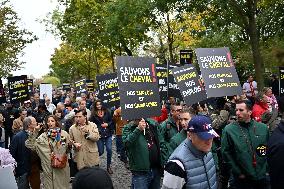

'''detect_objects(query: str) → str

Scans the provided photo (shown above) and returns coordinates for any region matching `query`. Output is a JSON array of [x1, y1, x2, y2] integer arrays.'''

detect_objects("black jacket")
[[9, 130, 32, 177], [90, 110, 114, 138], [267, 120, 284, 189]]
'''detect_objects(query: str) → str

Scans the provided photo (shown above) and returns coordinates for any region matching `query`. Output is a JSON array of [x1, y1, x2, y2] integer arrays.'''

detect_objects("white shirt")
[[46, 103, 56, 114]]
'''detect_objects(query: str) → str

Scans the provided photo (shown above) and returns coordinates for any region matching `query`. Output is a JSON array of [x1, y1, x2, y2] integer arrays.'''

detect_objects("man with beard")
[[221, 100, 269, 189]]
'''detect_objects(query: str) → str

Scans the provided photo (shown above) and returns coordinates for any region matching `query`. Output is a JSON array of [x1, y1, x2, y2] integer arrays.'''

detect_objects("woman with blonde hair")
[[25, 115, 71, 189]]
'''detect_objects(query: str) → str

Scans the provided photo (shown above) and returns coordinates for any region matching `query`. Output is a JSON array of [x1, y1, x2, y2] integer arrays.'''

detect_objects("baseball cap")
[[187, 115, 219, 140]]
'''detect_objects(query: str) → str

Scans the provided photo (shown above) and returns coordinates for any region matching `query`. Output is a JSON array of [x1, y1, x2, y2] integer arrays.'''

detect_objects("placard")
[[168, 64, 183, 100], [39, 83, 53, 100], [196, 47, 242, 97], [96, 73, 120, 108], [116, 56, 161, 120], [27, 79, 33, 94], [8, 75, 29, 103], [156, 64, 168, 100], [180, 50, 193, 65], [86, 80, 95, 93], [62, 83, 71, 92], [172, 64, 207, 105], [280, 67, 284, 97], [75, 79, 86, 96]]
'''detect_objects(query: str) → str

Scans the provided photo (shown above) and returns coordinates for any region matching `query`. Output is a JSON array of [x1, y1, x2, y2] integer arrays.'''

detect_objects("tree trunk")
[[109, 45, 116, 72], [247, 0, 264, 89], [166, 13, 174, 64]]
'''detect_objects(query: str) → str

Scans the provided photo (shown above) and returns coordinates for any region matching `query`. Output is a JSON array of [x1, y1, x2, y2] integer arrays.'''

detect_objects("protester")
[[162, 115, 218, 189], [12, 108, 27, 134], [31, 93, 41, 111], [45, 97, 56, 114], [221, 100, 269, 189], [262, 87, 278, 110], [35, 104, 51, 124], [269, 74, 279, 98], [251, 92, 269, 122], [243, 75, 258, 104], [267, 96, 284, 189], [113, 106, 128, 165], [10, 117, 40, 189], [69, 109, 100, 170], [160, 102, 182, 142], [0, 113, 5, 148], [72, 167, 114, 189], [65, 100, 91, 120], [25, 115, 71, 189], [123, 118, 162, 189], [3, 102, 18, 148], [161, 106, 195, 165], [53, 108, 66, 130], [90, 99, 114, 174]]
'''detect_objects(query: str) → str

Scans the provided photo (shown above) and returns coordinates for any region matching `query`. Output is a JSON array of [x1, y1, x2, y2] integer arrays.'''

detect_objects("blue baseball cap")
[[187, 115, 219, 140]]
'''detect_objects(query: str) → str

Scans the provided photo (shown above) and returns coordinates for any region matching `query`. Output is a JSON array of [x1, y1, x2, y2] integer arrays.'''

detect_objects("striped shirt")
[[162, 159, 186, 189]]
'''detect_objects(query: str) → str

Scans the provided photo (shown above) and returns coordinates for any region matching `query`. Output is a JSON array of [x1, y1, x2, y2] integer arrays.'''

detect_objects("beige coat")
[[25, 130, 70, 189], [69, 121, 100, 170]]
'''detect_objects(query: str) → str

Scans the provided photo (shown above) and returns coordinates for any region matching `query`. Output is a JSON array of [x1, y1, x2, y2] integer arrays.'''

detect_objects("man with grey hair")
[[65, 99, 91, 120], [10, 116, 38, 189]]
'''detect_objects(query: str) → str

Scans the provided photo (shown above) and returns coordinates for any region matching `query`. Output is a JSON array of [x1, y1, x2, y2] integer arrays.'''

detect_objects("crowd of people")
[[0, 74, 283, 189]]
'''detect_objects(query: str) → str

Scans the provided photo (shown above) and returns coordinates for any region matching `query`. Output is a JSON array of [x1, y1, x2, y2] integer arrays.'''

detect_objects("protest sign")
[[96, 73, 120, 108], [168, 64, 183, 100], [280, 67, 284, 97], [27, 79, 33, 94], [86, 80, 95, 93], [40, 83, 52, 100], [156, 64, 168, 100], [196, 47, 242, 97], [172, 64, 207, 105], [8, 75, 29, 103], [62, 83, 71, 92], [116, 56, 161, 120], [75, 79, 86, 96], [180, 50, 193, 65]]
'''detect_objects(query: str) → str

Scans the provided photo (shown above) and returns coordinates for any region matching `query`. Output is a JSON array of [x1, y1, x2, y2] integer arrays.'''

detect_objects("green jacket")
[[122, 118, 162, 171], [160, 116, 179, 142], [160, 129, 187, 165], [221, 120, 269, 180]]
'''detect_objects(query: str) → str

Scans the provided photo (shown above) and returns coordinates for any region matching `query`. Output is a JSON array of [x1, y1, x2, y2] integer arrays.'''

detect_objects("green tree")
[[0, 0, 37, 77], [184, 0, 284, 88]]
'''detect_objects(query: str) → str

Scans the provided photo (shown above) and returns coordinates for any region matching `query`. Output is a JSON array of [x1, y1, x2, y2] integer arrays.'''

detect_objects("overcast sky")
[[10, 0, 61, 78]]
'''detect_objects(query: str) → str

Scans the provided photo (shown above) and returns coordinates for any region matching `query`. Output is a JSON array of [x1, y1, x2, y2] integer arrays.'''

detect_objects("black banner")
[[172, 64, 207, 106], [196, 47, 242, 97], [156, 64, 168, 100], [180, 50, 193, 65], [75, 79, 86, 96], [168, 64, 183, 100], [96, 73, 120, 108], [280, 67, 284, 97], [62, 83, 71, 92], [8, 75, 29, 103], [0, 79, 6, 104], [86, 80, 95, 93], [27, 79, 33, 94], [117, 56, 161, 120]]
